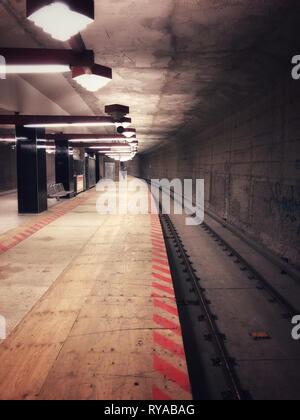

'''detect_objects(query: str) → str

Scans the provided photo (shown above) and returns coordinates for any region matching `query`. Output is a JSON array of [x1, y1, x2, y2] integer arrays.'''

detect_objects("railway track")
[[159, 212, 251, 400], [152, 187, 300, 400], [200, 221, 300, 319]]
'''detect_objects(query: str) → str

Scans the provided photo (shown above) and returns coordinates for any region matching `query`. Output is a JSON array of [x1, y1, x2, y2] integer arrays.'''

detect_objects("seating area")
[[47, 183, 72, 200]]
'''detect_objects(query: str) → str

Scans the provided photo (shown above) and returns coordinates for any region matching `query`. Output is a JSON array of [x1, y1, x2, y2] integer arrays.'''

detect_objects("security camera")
[[116, 125, 125, 134]]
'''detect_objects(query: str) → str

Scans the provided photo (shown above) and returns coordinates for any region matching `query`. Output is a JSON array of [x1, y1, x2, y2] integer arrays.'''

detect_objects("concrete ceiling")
[[0, 0, 299, 153]]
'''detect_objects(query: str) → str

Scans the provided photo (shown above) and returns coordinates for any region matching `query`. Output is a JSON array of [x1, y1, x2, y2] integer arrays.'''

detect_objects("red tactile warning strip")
[[0, 194, 91, 255], [150, 200, 192, 400]]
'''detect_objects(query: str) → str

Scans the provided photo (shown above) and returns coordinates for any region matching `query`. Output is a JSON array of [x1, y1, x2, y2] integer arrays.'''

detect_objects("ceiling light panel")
[[27, 1, 95, 42], [72, 64, 112, 92]]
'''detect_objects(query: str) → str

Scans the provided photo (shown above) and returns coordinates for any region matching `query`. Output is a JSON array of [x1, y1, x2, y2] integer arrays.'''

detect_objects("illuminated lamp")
[[72, 64, 112, 92], [122, 128, 136, 139], [26, 0, 94, 42]]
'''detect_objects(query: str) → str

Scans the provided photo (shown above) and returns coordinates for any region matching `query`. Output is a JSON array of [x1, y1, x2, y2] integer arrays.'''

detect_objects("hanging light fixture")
[[105, 104, 131, 127], [72, 64, 112, 92], [26, 1, 95, 42]]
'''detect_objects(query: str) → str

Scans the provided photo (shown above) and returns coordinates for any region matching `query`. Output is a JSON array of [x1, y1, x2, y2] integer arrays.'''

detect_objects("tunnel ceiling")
[[0, 0, 299, 153]]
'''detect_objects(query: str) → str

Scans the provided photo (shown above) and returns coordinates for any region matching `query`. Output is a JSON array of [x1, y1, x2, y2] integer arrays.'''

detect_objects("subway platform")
[[0, 179, 192, 400]]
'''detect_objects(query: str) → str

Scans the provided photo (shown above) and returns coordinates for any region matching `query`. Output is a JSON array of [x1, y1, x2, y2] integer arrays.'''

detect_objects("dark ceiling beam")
[[0, 48, 94, 67], [0, 115, 131, 126], [69, 142, 131, 148], [48, 133, 134, 141]]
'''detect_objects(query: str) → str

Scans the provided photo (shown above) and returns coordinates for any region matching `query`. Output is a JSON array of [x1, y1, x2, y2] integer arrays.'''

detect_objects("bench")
[[47, 183, 72, 199]]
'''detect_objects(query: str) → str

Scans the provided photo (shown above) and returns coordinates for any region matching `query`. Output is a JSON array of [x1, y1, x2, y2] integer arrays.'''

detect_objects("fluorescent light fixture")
[[0, 48, 95, 77], [72, 64, 112, 92], [91, 147, 131, 151], [27, 1, 95, 42], [24, 122, 115, 128], [105, 151, 136, 162], [48, 133, 127, 142], [70, 138, 123, 143], [0, 138, 16, 142], [4, 64, 69, 74], [90, 145, 130, 148], [0, 114, 131, 128]]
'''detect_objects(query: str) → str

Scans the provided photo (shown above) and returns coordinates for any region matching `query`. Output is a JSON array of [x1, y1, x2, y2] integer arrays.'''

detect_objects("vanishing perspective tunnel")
[[0, 0, 300, 403]]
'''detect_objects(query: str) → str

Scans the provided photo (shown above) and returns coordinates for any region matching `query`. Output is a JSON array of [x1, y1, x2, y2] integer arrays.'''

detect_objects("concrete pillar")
[[96, 154, 100, 183], [16, 125, 48, 214], [55, 138, 75, 198]]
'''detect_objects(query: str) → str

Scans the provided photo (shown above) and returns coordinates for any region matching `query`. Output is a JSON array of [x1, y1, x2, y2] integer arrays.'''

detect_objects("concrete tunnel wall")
[[128, 76, 300, 270]]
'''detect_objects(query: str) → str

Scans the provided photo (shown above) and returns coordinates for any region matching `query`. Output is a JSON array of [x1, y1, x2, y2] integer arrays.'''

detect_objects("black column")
[[85, 151, 89, 190], [96, 154, 100, 183], [16, 126, 48, 214], [55, 139, 75, 198]]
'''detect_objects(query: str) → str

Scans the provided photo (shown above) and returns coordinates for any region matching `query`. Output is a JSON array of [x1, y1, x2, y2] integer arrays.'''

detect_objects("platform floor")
[[0, 179, 192, 400], [0, 191, 58, 235]]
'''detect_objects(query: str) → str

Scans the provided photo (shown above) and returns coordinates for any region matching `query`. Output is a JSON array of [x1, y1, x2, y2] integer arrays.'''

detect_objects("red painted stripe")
[[152, 283, 175, 296], [153, 331, 185, 359], [153, 314, 181, 335], [153, 265, 171, 276], [151, 232, 163, 237], [152, 239, 165, 247], [151, 293, 176, 303], [152, 258, 169, 267], [19, 233, 29, 240], [153, 251, 168, 259], [0, 194, 92, 255], [153, 247, 167, 256], [152, 241, 165, 249], [16, 233, 27, 240], [152, 385, 173, 401], [13, 236, 23, 242], [152, 272, 172, 284], [0, 243, 8, 252], [151, 234, 164, 243], [154, 299, 179, 317], [153, 355, 190, 393], [25, 229, 35, 235]]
